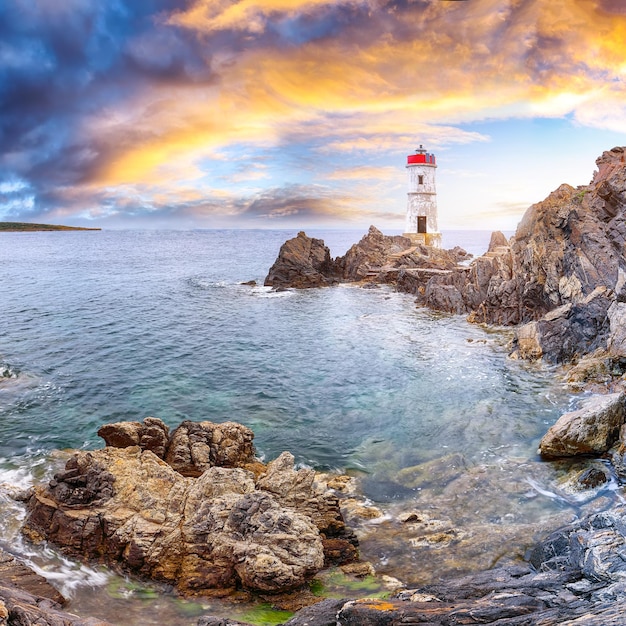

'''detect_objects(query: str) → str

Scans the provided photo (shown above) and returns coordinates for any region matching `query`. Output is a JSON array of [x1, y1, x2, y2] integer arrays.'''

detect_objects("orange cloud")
[[168, 0, 363, 33], [87, 0, 626, 195]]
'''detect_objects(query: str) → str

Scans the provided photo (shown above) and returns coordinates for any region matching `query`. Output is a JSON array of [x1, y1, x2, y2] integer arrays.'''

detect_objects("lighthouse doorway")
[[417, 216, 427, 234]]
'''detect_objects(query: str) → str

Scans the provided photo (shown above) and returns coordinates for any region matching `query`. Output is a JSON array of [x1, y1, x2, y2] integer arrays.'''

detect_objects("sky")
[[2, 0, 626, 232]]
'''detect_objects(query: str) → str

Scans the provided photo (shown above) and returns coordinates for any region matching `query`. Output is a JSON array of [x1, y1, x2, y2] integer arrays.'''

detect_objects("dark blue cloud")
[[0, 0, 209, 219]]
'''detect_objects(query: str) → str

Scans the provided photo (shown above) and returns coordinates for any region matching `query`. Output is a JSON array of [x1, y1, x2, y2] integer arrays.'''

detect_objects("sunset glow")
[[2, 0, 626, 230]]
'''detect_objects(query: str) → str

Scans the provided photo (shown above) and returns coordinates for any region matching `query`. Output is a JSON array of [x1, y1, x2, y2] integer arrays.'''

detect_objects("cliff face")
[[421, 148, 625, 323]]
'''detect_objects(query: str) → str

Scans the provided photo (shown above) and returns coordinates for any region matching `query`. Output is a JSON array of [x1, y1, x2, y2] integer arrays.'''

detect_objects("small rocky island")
[[0, 222, 100, 231]]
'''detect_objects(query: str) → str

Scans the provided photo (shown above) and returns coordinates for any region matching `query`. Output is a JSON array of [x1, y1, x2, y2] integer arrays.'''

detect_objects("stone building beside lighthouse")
[[403, 145, 442, 248]]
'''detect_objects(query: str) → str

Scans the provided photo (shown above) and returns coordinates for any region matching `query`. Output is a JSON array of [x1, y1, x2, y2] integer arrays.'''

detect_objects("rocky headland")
[[266, 146, 626, 368]]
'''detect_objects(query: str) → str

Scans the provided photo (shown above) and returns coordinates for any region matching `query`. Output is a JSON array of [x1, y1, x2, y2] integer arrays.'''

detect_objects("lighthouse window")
[[418, 175, 424, 185]]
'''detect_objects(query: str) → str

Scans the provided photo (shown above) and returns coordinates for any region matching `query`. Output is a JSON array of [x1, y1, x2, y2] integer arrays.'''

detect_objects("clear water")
[[0, 229, 604, 625]]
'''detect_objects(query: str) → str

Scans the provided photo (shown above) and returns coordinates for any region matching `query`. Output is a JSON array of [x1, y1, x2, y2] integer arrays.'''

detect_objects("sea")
[[0, 229, 616, 625]]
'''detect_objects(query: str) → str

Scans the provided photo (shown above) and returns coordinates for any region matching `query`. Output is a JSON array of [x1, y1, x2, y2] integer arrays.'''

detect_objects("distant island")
[[0, 222, 100, 232]]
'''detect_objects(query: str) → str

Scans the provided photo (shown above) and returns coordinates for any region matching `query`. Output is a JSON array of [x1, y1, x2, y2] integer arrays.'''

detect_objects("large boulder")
[[22, 447, 325, 595], [511, 287, 613, 363], [538, 392, 626, 458], [98, 416, 169, 458], [21, 420, 356, 597]]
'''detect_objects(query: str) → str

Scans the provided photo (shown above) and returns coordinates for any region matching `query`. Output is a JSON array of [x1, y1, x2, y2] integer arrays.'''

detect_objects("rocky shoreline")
[[7, 403, 626, 625], [5, 147, 626, 624], [265, 147, 626, 367]]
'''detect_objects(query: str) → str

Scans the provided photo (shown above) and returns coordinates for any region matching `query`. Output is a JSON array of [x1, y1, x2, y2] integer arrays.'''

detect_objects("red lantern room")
[[407, 145, 436, 166]]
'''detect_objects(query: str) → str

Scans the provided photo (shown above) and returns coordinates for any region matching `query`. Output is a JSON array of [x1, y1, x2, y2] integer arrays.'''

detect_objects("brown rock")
[[488, 230, 509, 252], [416, 147, 626, 362], [264, 231, 340, 288], [23, 446, 326, 596], [0, 548, 65, 606], [20, 421, 359, 598], [539, 392, 626, 458], [166, 420, 255, 476], [256, 452, 355, 542], [98, 417, 169, 458], [337, 226, 412, 280], [0, 548, 112, 625], [97, 421, 143, 448]]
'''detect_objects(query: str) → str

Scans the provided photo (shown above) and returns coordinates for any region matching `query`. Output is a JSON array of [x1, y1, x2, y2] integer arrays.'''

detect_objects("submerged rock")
[[21, 419, 357, 597]]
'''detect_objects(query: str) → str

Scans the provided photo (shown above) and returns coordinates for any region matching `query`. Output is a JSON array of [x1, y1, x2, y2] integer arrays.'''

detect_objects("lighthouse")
[[404, 145, 442, 248]]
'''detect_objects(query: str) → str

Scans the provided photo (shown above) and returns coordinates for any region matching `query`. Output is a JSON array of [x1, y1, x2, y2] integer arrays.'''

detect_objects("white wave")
[[524, 477, 575, 505], [524, 476, 613, 506], [26, 547, 111, 597], [251, 286, 294, 298]]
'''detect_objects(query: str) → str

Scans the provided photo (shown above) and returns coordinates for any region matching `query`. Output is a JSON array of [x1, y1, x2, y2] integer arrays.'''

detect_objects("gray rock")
[[282, 598, 347, 626], [608, 300, 626, 356]]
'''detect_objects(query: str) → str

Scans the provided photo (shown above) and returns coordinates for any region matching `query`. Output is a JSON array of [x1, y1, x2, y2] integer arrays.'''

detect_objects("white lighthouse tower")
[[403, 145, 441, 248]]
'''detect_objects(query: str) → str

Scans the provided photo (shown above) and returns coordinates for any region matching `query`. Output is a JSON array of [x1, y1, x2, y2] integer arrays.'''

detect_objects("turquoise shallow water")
[[0, 229, 555, 464], [0, 229, 589, 624]]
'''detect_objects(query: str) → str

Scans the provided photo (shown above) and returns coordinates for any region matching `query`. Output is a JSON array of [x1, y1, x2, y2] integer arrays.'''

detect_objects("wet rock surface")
[[539, 392, 626, 458], [21, 419, 357, 598], [198, 505, 626, 624], [229, 503, 626, 625]]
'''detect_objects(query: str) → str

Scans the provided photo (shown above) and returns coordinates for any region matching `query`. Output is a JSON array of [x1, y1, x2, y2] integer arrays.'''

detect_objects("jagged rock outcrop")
[[265, 226, 469, 289], [21, 420, 357, 597], [423, 147, 626, 361], [264, 231, 340, 288], [338, 226, 464, 281]]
